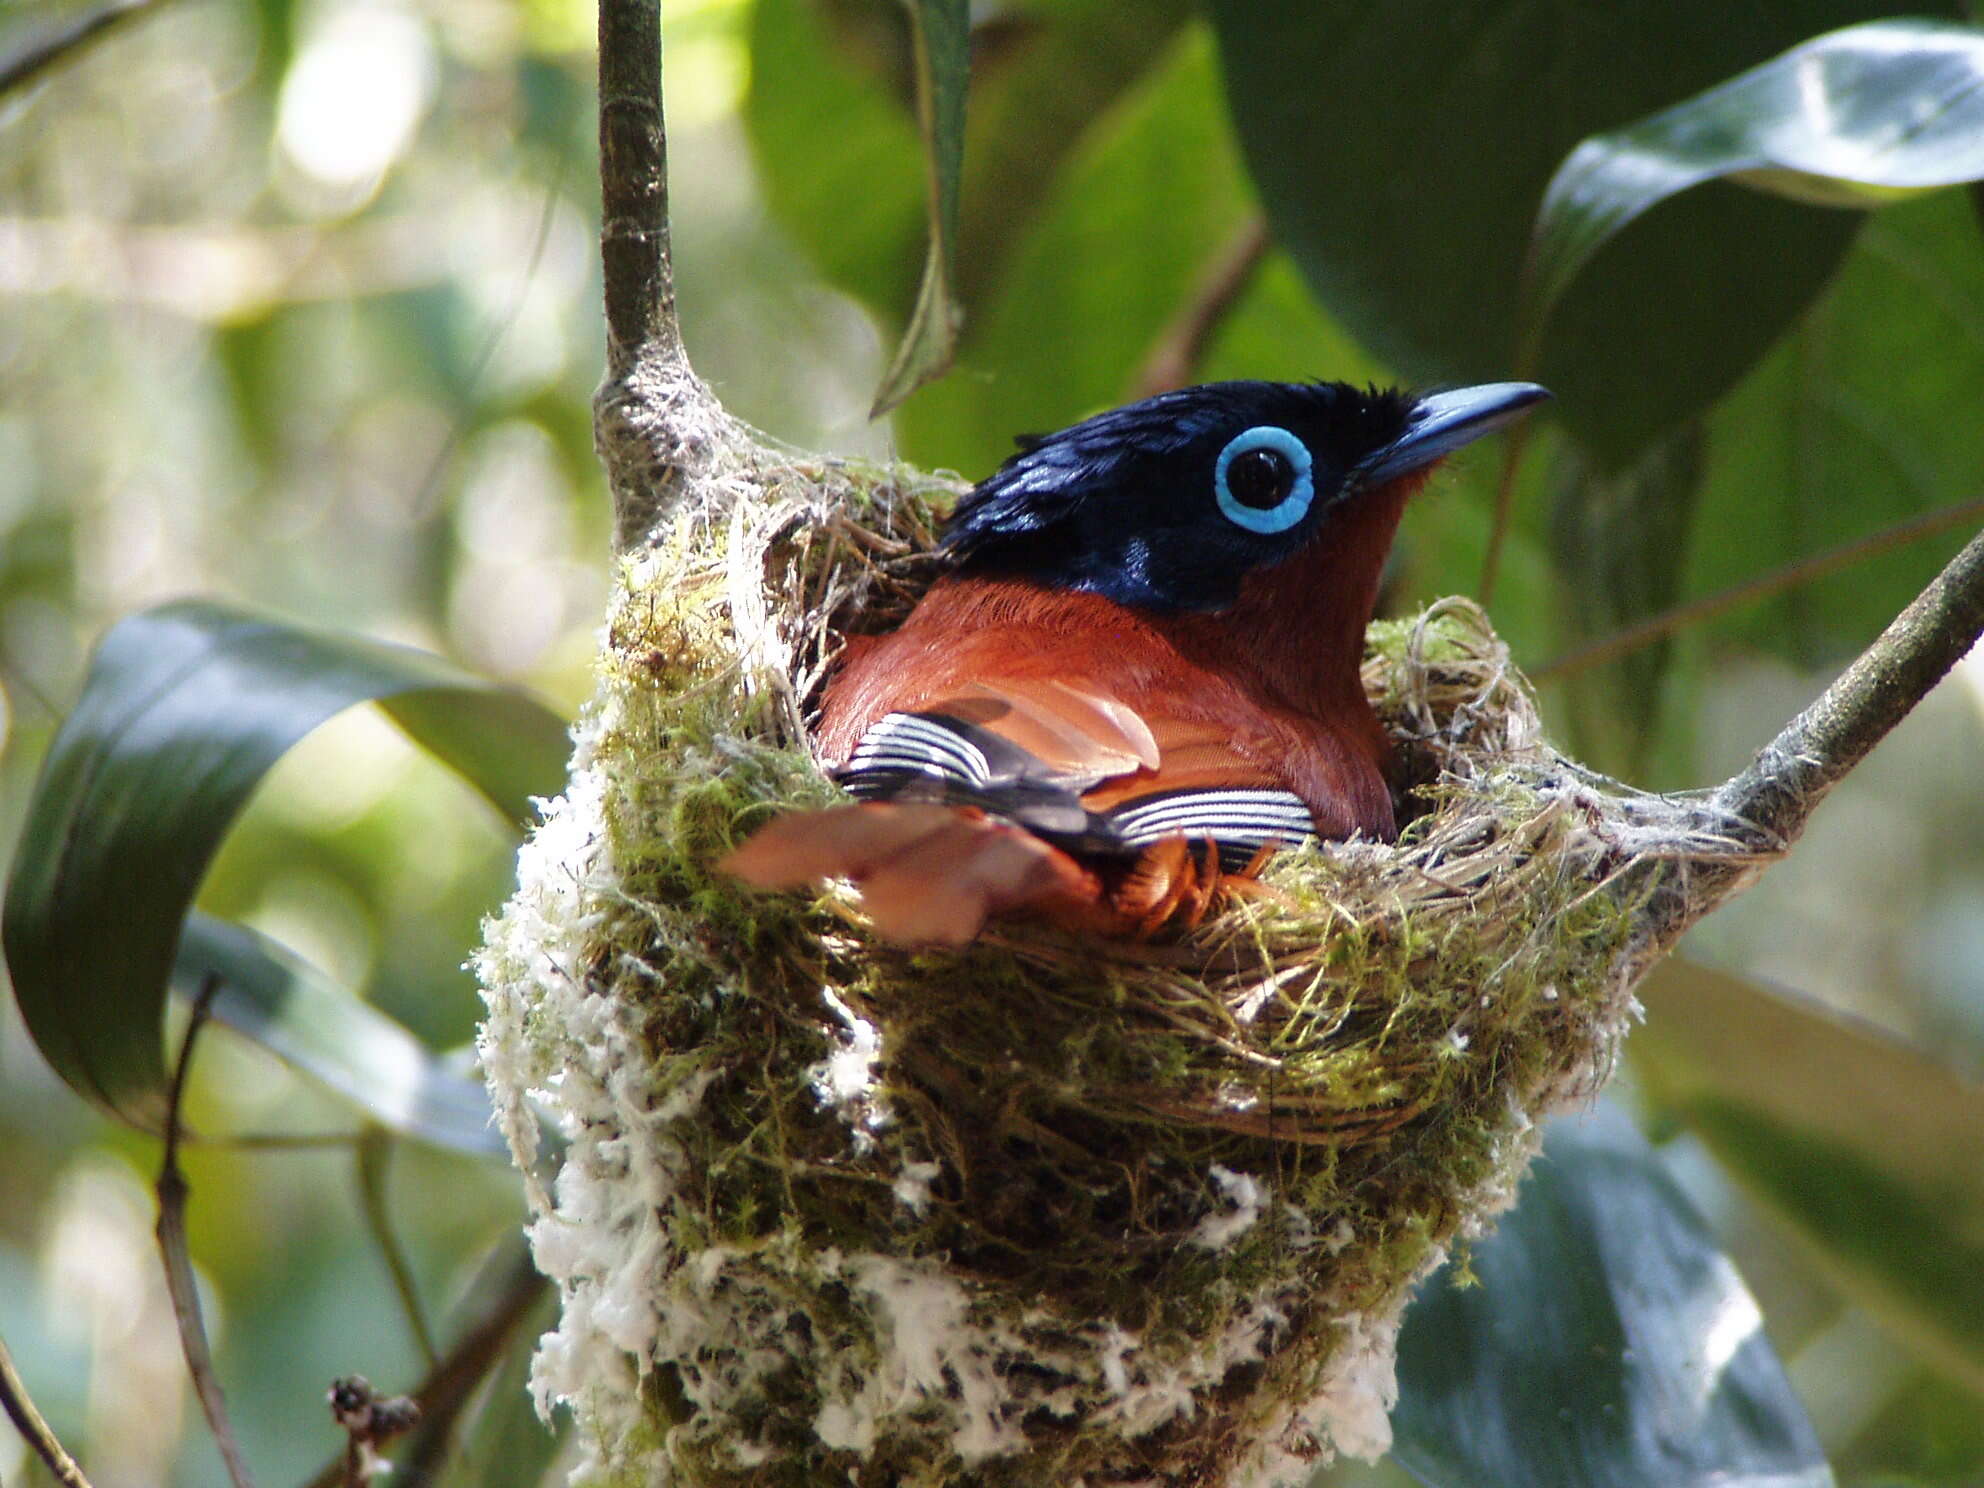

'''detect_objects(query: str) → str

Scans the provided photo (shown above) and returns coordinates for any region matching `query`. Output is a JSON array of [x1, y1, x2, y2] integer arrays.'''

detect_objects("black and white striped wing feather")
[[837, 710, 1316, 870]]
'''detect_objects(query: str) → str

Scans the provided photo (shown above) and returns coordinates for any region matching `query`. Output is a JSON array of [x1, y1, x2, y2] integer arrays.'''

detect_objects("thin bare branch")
[[1132, 216, 1272, 399], [1714, 522, 1984, 847], [0, 1330, 94, 1488], [1537, 491, 1984, 681], [594, 0, 709, 549], [157, 979, 259, 1488], [597, 0, 675, 377], [0, 0, 163, 100]]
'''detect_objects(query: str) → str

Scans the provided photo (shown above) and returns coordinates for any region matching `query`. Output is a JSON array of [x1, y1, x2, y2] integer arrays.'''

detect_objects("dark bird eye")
[[1226, 448, 1291, 509], [1214, 426, 1315, 533]]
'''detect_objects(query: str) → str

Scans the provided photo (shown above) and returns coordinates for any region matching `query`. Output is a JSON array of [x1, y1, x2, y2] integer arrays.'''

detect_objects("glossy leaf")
[[869, 0, 968, 415], [1206, 0, 1913, 466], [1, 600, 569, 1128], [951, 0, 1193, 305], [1635, 957, 1984, 1395], [1524, 18, 1984, 352], [176, 915, 507, 1157], [1391, 1102, 1832, 1488]]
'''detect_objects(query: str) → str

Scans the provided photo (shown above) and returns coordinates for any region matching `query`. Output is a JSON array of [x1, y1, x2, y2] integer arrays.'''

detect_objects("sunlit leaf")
[[1391, 1102, 1832, 1488], [1635, 958, 1984, 1396], [745, 0, 926, 319], [869, 0, 967, 415], [895, 26, 1256, 474], [1, 600, 569, 1128], [1524, 19, 1984, 350], [745, 0, 1191, 361], [176, 915, 507, 1157]]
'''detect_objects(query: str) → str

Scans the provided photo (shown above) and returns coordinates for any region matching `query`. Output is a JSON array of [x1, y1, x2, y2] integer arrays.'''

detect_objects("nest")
[[477, 382, 1711, 1488]]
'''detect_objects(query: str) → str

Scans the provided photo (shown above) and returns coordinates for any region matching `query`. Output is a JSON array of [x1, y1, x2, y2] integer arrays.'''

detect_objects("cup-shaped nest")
[[478, 415, 1684, 1488]]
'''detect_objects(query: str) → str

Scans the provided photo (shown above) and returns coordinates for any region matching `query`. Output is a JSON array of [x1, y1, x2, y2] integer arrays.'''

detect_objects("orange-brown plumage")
[[723, 380, 1546, 946]]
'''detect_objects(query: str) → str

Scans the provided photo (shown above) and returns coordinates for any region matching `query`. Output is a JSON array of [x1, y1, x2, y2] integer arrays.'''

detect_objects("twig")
[[296, 1238, 550, 1488], [597, 0, 675, 376], [594, 0, 706, 548], [355, 1130, 439, 1371], [0, 1331, 94, 1488], [157, 978, 259, 1488], [1131, 216, 1271, 398], [1536, 491, 1984, 681], [1713, 522, 1984, 846], [0, 0, 163, 100]]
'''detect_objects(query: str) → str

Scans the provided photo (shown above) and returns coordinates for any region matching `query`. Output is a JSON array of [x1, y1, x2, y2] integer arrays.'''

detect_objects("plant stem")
[[594, 0, 712, 549], [0, 1331, 94, 1488], [157, 979, 259, 1488], [356, 1130, 439, 1371], [1713, 522, 1984, 847], [597, 0, 675, 377], [297, 1240, 550, 1488], [0, 0, 163, 100], [1477, 420, 1531, 607]]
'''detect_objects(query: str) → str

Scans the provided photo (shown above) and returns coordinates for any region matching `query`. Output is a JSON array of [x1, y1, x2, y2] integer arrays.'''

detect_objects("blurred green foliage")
[[2, 0, 1983, 1483]]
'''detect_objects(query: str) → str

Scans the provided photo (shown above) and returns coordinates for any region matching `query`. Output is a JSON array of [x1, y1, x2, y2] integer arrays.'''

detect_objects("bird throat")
[[1160, 471, 1426, 720]]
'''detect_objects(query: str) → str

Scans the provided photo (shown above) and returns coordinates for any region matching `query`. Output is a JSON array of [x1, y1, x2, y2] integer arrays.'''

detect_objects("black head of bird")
[[942, 379, 1550, 612]]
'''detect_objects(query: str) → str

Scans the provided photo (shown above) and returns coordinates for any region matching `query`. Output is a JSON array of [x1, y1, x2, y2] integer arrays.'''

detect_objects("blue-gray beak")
[[1354, 382, 1550, 486]]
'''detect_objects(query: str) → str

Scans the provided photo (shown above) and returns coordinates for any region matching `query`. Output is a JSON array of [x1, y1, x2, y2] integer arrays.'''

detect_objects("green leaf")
[[1524, 19, 1984, 350], [745, 0, 1192, 361], [895, 25, 1258, 473], [1206, 0, 1914, 467], [175, 915, 507, 1157], [1, 600, 569, 1128], [869, 0, 969, 416], [745, 0, 927, 319], [1634, 958, 1984, 1396], [1684, 188, 1984, 664], [950, 0, 1193, 305], [1391, 1102, 1832, 1488]]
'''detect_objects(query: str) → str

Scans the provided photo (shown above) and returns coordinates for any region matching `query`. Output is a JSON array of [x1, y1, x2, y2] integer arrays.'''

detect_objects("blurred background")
[[1, 0, 1981, 1482]]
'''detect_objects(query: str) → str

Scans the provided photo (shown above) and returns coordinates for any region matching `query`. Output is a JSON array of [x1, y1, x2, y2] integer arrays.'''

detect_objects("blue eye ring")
[[1214, 426, 1315, 534]]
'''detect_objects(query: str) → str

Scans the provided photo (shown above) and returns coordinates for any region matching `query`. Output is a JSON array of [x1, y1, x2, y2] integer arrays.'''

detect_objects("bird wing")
[[725, 662, 1318, 946], [835, 681, 1316, 872]]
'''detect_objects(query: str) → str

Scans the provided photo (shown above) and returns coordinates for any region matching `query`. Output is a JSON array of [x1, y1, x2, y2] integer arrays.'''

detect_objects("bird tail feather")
[[720, 803, 1107, 947]]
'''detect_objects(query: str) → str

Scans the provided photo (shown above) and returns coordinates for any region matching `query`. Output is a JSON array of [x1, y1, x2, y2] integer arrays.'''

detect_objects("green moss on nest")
[[478, 406, 1665, 1487]]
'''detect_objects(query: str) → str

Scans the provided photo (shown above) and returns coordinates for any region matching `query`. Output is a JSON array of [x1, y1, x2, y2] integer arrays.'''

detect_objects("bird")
[[722, 378, 1548, 947]]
